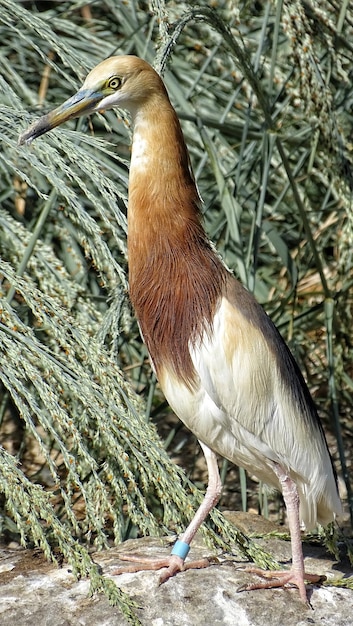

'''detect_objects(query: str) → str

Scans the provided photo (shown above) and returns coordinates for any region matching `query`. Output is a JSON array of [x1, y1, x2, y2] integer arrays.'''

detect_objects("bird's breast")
[[128, 225, 229, 388]]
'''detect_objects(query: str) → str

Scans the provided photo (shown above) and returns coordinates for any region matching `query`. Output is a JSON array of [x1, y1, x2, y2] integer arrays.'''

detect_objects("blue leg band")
[[171, 540, 190, 560]]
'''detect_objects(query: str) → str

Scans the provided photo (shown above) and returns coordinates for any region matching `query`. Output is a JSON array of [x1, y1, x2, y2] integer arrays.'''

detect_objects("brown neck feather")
[[128, 100, 228, 387]]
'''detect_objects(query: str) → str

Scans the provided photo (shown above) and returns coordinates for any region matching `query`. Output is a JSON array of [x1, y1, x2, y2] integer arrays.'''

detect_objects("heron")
[[19, 55, 341, 603]]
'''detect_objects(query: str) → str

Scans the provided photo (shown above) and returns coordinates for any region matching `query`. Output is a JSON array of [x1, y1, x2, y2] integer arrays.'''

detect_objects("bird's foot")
[[112, 553, 210, 584], [237, 566, 326, 604]]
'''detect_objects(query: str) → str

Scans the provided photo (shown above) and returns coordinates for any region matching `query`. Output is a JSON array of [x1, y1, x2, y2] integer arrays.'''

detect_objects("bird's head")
[[18, 55, 164, 145]]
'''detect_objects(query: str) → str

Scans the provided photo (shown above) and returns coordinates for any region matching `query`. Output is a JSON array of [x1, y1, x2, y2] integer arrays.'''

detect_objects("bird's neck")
[[127, 95, 228, 386], [128, 97, 201, 244]]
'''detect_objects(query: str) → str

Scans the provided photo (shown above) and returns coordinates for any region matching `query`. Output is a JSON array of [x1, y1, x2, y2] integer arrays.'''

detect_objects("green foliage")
[[0, 0, 352, 619]]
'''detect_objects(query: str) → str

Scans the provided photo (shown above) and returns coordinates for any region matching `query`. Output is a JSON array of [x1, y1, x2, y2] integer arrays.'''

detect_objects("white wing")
[[159, 296, 341, 529]]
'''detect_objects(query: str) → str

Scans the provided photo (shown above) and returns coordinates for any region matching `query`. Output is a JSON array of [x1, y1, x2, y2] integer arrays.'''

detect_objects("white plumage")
[[160, 294, 340, 531]]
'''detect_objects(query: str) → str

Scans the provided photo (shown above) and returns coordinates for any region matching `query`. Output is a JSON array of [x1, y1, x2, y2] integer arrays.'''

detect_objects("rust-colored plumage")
[[19, 55, 341, 604], [129, 210, 228, 386], [127, 88, 228, 386]]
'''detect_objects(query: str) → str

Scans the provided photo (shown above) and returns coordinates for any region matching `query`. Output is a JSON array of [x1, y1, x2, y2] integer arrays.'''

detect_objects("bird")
[[19, 55, 341, 603]]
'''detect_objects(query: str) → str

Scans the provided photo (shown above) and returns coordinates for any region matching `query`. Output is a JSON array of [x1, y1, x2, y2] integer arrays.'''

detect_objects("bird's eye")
[[108, 77, 122, 90]]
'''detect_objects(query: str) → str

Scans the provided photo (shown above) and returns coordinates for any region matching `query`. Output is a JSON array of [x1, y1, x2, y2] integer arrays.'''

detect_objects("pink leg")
[[112, 442, 222, 583], [240, 463, 324, 603]]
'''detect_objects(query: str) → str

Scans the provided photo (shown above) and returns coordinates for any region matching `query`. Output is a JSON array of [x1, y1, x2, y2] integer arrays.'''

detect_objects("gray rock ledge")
[[0, 527, 351, 625]]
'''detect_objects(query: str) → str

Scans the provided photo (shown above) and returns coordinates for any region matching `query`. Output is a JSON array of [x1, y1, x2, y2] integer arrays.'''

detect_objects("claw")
[[111, 552, 210, 583], [237, 566, 325, 604]]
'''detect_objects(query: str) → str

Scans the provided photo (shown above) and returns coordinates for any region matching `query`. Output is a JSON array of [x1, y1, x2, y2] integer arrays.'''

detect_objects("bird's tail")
[[298, 457, 342, 530]]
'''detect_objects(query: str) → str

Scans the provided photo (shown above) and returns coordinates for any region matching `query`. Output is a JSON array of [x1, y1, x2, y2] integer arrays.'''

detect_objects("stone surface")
[[0, 518, 352, 626]]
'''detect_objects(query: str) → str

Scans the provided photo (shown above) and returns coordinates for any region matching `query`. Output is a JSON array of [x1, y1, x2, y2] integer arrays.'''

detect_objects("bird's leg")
[[112, 443, 222, 582], [240, 463, 323, 603]]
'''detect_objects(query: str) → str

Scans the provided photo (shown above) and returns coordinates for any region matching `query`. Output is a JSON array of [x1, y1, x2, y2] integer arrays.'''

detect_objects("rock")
[[0, 528, 352, 626]]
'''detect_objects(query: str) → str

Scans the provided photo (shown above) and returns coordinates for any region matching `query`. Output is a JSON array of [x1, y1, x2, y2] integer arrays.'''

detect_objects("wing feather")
[[160, 289, 341, 528]]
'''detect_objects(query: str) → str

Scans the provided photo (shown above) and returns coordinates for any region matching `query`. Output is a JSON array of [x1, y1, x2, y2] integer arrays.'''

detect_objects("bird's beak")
[[18, 87, 104, 145]]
